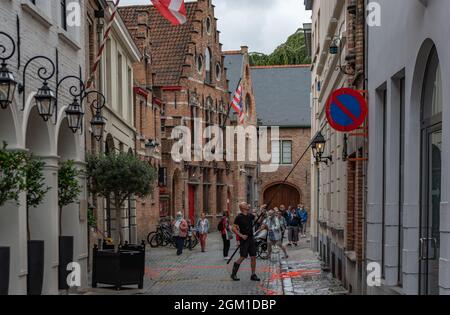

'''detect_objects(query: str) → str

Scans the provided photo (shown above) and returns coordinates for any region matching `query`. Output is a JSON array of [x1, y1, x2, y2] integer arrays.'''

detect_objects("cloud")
[[119, 0, 311, 54]]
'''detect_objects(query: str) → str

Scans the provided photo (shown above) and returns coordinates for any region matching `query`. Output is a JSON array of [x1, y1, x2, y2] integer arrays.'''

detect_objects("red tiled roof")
[[119, 3, 198, 87]]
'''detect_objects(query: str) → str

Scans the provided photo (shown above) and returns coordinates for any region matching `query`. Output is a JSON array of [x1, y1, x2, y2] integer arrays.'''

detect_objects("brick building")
[[305, 0, 367, 294], [224, 47, 259, 209], [251, 65, 311, 213], [119, 0, 235, 227], [119, 6, 163, 242]]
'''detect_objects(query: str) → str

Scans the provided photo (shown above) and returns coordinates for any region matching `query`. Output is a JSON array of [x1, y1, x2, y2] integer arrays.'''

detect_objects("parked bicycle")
[[147, 222, 174, 248]]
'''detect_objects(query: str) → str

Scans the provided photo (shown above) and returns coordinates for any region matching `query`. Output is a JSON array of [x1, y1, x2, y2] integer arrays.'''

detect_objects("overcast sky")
[[119, 0, 311, 54]]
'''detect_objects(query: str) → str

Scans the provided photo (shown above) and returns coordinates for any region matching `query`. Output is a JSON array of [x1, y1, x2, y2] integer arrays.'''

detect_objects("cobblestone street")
[[84, 232, 345, 295]]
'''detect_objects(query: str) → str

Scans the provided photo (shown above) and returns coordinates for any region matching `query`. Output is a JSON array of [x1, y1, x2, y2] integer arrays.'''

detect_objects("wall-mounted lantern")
[[0, 32, 18, 110], [311, 131, 332, 165]]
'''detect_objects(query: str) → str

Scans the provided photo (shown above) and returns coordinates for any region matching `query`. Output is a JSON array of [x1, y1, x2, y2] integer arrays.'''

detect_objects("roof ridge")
[[251, 64, 311, 69], [223, 50, 242, 55]]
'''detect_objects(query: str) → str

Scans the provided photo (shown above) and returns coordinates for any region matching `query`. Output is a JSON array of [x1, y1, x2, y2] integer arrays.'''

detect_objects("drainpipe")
[[363, 0, 369, 295]]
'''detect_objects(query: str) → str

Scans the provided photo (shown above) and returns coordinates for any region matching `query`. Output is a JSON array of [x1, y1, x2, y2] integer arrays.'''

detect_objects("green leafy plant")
[[87, 152, 156, 249], [25, 157, 51, 240], [58, 160, 82, 236], [249, 28, 311, 66], [0, 142, 27, 207]]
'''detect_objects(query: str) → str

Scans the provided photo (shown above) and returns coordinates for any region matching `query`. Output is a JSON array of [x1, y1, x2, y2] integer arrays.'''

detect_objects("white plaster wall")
[[367, 0, 450, 295]]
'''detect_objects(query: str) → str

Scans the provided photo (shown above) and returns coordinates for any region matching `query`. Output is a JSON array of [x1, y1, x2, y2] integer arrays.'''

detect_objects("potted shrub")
[[57, 160, 82, 290], [25, 157, 50, 295], [0, 143, 27, 295], [87, 152, 155, 290]]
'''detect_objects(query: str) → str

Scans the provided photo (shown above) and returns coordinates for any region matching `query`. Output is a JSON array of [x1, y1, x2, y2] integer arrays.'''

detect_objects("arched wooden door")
[[264, 184, 301, 209]]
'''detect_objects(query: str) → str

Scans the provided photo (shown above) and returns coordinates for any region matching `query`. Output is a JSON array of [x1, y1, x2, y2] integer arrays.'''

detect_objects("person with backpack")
[[196, 212, 210, 252], [219, 211, 233, 259], [173, 211, 188, 256]]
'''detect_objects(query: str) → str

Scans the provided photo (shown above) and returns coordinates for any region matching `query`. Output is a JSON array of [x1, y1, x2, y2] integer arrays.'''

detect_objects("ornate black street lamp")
[[0, 32, 18, 109], [18, 55, 57, 121], [311, 131, 332, 165], [34, 81, 57, 121], [85, 91, 106, 142], [65, 97, 84, 133]]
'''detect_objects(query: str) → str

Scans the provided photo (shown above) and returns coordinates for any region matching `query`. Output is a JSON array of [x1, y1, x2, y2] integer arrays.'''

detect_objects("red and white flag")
[[151, 0, 187, 25], [230, 80, 245, 124]]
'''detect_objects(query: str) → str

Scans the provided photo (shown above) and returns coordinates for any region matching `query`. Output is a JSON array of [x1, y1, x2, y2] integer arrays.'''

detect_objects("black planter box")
[[92, 241, 146, 290], [0, 247, 10, 295], [27, 241, 44, 295], [58, 236, 74, 290]]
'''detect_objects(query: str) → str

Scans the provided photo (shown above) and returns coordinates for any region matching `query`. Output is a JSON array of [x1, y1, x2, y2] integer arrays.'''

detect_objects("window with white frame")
[[271, 140, 292, 165]]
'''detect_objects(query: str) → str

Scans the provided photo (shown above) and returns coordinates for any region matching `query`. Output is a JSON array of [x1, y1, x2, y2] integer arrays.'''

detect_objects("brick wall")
[[260, 128, 311, 216]]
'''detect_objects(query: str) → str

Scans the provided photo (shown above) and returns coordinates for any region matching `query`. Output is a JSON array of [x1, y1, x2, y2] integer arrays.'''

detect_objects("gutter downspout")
[[362, 0, 369, 296]]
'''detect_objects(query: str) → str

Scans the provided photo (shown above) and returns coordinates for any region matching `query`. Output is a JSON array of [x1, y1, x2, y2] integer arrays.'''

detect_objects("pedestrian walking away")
[[173, 212, 188, 256], [260, 210, 289, 259], [230, 202, 261, 282], [196, 212, 210, 252], [299, 205, 308, 237], [219, 211, 233, 259]]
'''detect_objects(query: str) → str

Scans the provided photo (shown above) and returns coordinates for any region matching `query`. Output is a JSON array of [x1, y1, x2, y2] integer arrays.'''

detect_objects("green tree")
[[0, 142, 27, 207], [86, 152, 156, 249], [58, 160, 82, 236], [249, 29, 311, 66], [25, 157, 51, 240]]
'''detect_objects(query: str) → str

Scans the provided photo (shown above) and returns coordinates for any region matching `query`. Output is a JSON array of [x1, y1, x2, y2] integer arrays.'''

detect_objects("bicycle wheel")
[[191, 237, 199, 249], [150, 233, 162, 248], [258, 242, 270, 260], [147, 232, 157, 246]]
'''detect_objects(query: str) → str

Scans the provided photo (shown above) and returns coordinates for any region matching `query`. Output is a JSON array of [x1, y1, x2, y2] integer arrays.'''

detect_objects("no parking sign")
[[325, 88, 368, 132]]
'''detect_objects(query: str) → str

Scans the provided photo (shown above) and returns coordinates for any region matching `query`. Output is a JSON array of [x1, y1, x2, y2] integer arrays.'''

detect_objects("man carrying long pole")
[[230, 202, 261, 282]]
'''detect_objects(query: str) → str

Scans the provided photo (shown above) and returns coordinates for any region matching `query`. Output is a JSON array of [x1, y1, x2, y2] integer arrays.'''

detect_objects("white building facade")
[[0, 0, 87, 294], [306, 0, 367, 294], [88, 2, 141, 245], [367, 0, 450, 295]]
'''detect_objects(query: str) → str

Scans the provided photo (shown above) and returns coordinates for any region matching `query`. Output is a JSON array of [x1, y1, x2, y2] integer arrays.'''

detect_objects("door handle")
[[419, 238, 427, 260]]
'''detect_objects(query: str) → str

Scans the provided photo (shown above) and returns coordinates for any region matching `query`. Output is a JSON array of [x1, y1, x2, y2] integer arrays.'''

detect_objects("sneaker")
[[224, 257, 230, 260], [250, 274, 261, 282], [287, 243, 292, 247]]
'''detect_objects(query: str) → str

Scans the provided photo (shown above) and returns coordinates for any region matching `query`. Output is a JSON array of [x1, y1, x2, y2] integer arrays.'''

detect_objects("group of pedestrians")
[[171, 211, 210, 256], [166, 202, 308, 284], [283, 205, 308, 246]]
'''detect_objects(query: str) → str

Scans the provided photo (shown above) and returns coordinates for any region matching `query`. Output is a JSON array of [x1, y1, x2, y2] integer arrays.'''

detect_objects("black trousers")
[[222, 234, 230, 257], [175, 236, 185, 255]]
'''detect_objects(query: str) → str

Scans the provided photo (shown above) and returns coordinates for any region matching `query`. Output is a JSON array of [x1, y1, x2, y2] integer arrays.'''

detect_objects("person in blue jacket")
[[299, 205, 308, 238]]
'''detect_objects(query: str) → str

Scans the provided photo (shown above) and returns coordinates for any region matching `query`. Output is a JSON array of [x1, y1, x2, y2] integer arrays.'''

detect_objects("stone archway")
[[263, 182, 302, 209], [25, 106, 58, 295]]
